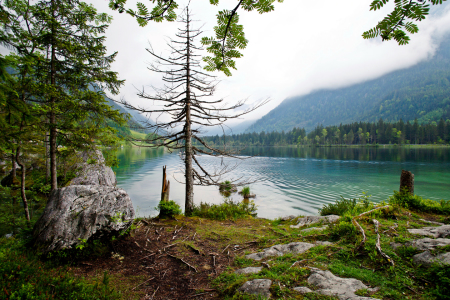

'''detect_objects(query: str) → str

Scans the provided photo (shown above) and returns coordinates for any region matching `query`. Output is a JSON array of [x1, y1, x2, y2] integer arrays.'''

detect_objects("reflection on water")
[[113, 146, 450, 219]]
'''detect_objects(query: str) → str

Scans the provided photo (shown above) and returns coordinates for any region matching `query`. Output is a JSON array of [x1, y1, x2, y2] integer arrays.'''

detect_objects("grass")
[[1, 189, 449, 299]]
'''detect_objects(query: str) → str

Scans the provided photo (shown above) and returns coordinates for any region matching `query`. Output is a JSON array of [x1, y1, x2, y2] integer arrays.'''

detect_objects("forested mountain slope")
[[246, 37, 450, 133]]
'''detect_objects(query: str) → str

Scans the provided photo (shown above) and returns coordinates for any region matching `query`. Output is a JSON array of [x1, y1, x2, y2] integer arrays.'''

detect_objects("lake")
[[113, 146, 450, 219]]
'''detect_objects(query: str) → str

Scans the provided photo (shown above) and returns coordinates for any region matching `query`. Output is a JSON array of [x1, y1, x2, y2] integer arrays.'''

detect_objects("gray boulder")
[[293, 286, 313, 294], [306, 268, 380, 300], [408, 225, 450, 238], [412, 251, 450, 267], [246, 242, 315, 260], [291, 215, 340, 229], [68, 150, 116, 187], [33, 185, 134, 253], [391, 238, 450, 251], [234, 267, 263, 275], [238, 279, 272, 298]]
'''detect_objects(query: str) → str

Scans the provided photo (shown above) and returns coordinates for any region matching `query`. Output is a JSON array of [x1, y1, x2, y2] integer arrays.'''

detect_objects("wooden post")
[[161, 166, 170, 202], [400, 170, 414, 195]]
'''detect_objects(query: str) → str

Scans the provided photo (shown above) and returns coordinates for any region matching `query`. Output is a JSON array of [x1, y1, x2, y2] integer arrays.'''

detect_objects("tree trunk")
[[161, 165, 170, 202], [184, 9, 194, 216], [15, 146, 30, 222], [49, 0, 57, 190], [400, 170, 414, 195], [45, 131, 50, 181], [11, 153, 16, 179]]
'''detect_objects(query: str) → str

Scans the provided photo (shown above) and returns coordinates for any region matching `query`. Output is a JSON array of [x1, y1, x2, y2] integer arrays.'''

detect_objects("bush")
[[192, 198, 257, 220], [156, 200, 182, 218], [240, 186, 251, 198], [419, 263, 450, 299], [389, 190, 450, 215], [319, 192, 373, 216]]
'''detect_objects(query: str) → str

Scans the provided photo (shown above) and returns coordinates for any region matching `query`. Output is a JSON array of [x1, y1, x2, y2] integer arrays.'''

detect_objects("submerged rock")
[[246, 242, 315, 260], [290, 215, 340, 229], [33, 185, 134, 253], [238, 279, 272, 298], [302, 267, 380, 300]]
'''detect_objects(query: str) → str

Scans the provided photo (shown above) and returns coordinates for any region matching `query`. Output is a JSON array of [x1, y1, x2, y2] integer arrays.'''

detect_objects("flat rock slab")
[[413, 251, 450, 267], [408, 225, 450, 238], [305, 268, 380, 300], [301, 225, 328, 233], [246, 242, 316, 261], [391, 238, 450, 251], [234, 267, 263, 275], [291, 215, 340, 229], [293, 286, 313, 294], [238, 279, 272, 298]]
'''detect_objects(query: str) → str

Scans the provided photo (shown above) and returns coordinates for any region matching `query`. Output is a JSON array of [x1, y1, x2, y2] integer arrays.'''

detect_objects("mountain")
[[199, 119, 256, 136], [246, 37, 450, 133]]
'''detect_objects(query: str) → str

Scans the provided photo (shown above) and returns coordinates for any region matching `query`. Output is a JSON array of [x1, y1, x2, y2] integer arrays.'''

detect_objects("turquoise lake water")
[[113, 146, 450, 219]]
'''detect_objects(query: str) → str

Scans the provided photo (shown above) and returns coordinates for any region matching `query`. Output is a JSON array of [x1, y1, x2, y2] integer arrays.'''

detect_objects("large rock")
[[68, 150, 116, 187], [33, 185, 134, 253], [392, 238, 450, 251], [300, 268, 380, 300], [290, 215, 340, 229], [238, 279, 272, 298], [408, 225, 450, 238], [246, 242, 315, 261], [412, 251, 450, 267]]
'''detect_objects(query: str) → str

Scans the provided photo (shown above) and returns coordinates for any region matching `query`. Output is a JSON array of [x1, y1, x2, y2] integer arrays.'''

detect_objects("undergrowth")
[[192, 198, 257, 220]]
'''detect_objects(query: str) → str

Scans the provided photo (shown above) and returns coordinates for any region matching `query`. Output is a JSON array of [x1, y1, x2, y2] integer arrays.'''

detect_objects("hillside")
[[246, 36, 450, 133]]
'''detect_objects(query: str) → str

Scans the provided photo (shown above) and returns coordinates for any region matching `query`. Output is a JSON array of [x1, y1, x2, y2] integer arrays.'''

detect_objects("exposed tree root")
[[373, 219, 395, 266], [352, 205, 390, 250]]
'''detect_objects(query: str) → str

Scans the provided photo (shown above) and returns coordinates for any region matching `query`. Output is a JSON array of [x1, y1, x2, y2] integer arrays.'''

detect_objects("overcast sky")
[[4, 0, 450, 129]]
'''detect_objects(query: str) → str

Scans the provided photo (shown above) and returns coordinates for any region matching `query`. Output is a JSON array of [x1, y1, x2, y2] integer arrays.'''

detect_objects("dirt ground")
[[69, 217, 261, 300]]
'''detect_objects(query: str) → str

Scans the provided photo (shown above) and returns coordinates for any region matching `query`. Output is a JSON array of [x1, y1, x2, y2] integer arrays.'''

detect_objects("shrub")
[[319, 192, 373, 216], [192, 198, 257, 220], [389, 190, 450, 215], [156, 200, 182, 218]]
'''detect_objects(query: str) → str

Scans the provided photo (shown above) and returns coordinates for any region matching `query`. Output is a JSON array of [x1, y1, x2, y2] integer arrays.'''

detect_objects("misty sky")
[[4, 0, 450, 129]]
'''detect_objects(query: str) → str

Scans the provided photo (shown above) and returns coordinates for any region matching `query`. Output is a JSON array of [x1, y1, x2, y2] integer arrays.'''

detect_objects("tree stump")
[[400, 170, 414, 195], [161, 166, 170, 202]]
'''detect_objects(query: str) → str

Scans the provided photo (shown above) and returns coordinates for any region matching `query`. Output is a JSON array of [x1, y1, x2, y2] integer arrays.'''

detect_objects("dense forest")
[[246, 36, 450, 133], [199, 118, 450, 146]]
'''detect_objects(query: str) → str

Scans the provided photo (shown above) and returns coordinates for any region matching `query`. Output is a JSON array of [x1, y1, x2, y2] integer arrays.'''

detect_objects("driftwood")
[[373, 219, 395, 266], [161, 165, 170, 201], [352, 205, 390, 250], [400, 170, 414, 195]]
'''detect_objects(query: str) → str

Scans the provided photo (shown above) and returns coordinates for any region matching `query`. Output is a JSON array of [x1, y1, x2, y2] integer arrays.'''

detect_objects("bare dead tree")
[[119, 7, 268, 216]]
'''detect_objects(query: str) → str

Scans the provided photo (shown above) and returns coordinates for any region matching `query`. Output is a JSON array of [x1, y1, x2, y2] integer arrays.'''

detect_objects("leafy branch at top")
[[363, 0, 446, 45], [108, 0, 283, 76]]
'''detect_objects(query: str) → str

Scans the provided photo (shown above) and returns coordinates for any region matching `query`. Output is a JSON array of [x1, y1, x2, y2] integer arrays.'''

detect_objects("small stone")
[[408, 225, 450, 238], [281, 215, 295, 221], [234, 267, 263, 275], [301, 225, 328, 233], [293, 286, 313, 294], [246, 242, 315, 261], [238, 279, 272, 298], [307, 268, 381, 300], [315, 241, 333, 246], [291, 215, 340, 229]]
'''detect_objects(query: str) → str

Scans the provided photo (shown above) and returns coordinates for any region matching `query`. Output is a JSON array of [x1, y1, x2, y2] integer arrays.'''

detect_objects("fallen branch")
[[150, 286, 159, 300], [352, 205, 390, 250], [167, 253, 198, 272], [188, 292, 210, 298], [139, 253, 155, 260], [382, 223, 398, 234], [373, 219, 394, 266], [222, 244, 230, 253], [131, 277, 154, 291]]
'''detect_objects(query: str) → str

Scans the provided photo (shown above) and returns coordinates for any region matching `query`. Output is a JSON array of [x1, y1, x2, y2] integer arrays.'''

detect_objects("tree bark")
[[11, 153, 16, 179], [15, 146, 30, 222], [184, 8, 194, 216], [400, 170, 414, 195], [49, 0, 57, 190]]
